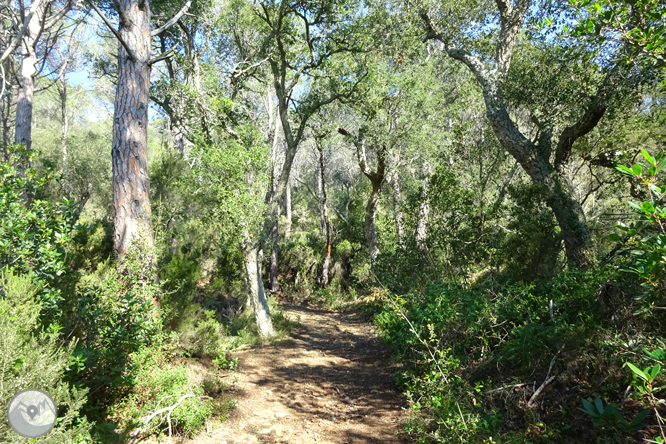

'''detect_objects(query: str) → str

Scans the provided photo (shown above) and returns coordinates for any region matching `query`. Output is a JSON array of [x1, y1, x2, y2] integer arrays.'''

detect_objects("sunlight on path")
[[191, 305, 410, 444]]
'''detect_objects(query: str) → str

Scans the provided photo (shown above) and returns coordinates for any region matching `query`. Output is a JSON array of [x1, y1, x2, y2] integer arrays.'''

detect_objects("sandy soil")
[[189, 304, 412, 444]]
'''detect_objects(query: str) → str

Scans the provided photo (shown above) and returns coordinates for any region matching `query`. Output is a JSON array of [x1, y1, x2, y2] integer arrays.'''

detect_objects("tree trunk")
[[365, 180, 382, 265], [390, 171, 405, 248], [267, 92, 281, 293], [241, 237, 275, 337], [58, 73, 71, 198], [544, 173, 594, 268], [269, 213, 279, 292], [13, 0, 50, 159], [338, 128, 386, 265], [14, 48, 36, 154], [284, 181, 292, 241], [415, 162, 431, 250], [422, 6, 599, 269], [317, 146, 332, 285], [111, 0, 155, 257], [318, 164, 326, 236], [1, 86, 11, 160]]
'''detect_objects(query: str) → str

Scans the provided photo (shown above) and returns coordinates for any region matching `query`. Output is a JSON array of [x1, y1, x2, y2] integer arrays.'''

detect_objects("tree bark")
[[365, 178, 382, 265], [241, 236, 275, 337], [338, 128, 386, 265], [58, 72, 71, 198], [1, 85, 12, 160], [390, 171, 406, 249], [268, 98, 282, 293], [269, 214, 279, 292], [111, 0, 155, 257], [317, 162, 326, 236], [14, 43, 36, 154], [415, 162, 432, 251], [284, 181, 292, 241], [317, 144, 332, 285], [14, 0, 68, 158]]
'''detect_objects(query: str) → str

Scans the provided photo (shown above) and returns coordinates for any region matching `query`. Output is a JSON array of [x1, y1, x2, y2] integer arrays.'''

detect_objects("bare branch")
[[0, 0, 43, 64], [527, 353, 558, 409], [89, 2, 137, 61], [151, 0, 192, 37], [554, 102, 606, 170], [148, 41, 179, 66]]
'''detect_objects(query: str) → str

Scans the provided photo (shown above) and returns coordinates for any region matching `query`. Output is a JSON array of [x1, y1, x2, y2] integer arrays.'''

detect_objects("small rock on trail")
[[190, 304, 412, 444]]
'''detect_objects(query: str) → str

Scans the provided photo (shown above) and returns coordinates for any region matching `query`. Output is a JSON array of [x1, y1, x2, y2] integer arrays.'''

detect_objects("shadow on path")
[[201, 304, 411, 444]]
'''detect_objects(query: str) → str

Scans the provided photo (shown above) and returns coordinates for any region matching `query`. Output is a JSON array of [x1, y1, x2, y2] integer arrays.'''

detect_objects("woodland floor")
[[175, 304, 412, 444]]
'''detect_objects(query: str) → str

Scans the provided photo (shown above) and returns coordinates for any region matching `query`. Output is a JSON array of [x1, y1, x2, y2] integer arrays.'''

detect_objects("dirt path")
[[201, 304, 411, 444]]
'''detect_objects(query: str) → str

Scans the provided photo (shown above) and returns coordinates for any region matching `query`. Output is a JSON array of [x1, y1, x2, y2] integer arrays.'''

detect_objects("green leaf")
[[642, 149, 656, 166], [655, 155, 666, 174], [616, 165, 635, 175], [651, 364, 661, 380], [626, 362, 649, 381], [632, 164, 643, 176], [595, 397, 604, 413], [609, 232, 621, 242]]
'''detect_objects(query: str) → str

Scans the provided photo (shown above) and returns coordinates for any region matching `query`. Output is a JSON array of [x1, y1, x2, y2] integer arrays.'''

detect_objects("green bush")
[[177, 309, 227, 358], [112, 345, 212, 437], [0, 145, 76, 319], [374, 267, 635, 443], [63, 239, 160, 417], [0, 270, 92, 443]]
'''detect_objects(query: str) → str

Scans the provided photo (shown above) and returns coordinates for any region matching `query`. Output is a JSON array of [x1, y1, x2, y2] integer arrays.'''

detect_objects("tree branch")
[[0, 0, 43, 64], [148, 41, 179, 66], [554, 102, 606, 170], [151, 0, 192, 37], [89, 2, 136, 61]]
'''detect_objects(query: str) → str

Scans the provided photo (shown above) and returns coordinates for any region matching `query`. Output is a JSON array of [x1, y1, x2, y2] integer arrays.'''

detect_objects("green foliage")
[[159, 250, 202, 327], [111, 345, 213, 437], [177, 309, 226, 358], [193, 130, 270, 242], [580, 397, 648, 435], [0, 145, 76, 315], [374, 267, 632, 443], [0, 270, 91, 443], [569, 0, 666, 68], [63, 241, 160, 415], [500, 182, 562, 279], [612, 149, 666, 309]]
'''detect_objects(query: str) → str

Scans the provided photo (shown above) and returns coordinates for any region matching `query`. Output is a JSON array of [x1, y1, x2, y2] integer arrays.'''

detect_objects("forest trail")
[[194, 304, 411, 444]]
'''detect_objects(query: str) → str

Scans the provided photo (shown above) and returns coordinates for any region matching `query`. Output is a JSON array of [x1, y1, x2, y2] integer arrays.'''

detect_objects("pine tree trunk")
[[111, 0, 155, 257], [241, 237, 275, 337]]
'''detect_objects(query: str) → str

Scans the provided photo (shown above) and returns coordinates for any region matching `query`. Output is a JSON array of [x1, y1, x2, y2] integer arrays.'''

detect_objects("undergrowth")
[[373, 267, 665, 443]]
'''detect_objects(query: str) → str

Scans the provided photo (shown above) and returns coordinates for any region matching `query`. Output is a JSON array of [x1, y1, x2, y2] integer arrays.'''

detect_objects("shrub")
[[0, 145, 76, 320], [0, 270, 91, 443], [112, 345, 213, 437], [374, 267, 633, 443]]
